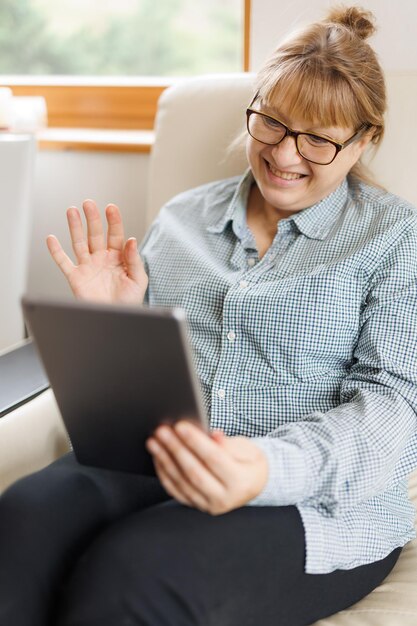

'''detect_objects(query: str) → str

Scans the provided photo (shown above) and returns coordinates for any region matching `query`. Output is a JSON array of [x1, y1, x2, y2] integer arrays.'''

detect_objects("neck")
[[247, 184, 282, 238], [246, 184, 282, 259]]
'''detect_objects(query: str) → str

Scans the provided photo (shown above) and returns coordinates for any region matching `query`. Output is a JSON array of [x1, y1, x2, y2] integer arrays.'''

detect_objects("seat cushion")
[[314, 468, 417, 625], [0, 389, 70, 492]]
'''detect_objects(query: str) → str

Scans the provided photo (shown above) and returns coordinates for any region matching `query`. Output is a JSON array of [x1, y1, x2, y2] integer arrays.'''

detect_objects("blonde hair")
[[254, 6, 386, 184]]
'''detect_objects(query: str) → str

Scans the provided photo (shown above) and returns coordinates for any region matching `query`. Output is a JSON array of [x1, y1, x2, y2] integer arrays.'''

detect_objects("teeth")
[[268, 163, 304, 180]]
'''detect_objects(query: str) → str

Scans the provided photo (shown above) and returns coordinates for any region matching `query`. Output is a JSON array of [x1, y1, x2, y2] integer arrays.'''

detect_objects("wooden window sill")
[[37, 127, 155, 153]]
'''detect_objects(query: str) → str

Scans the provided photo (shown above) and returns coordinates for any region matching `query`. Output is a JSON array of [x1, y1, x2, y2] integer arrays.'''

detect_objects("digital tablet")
[[22, 296, 208, 475]]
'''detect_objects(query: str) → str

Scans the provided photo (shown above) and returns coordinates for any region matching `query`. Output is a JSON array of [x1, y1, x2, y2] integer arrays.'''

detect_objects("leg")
[[0, 452, 169, 626], [55, 502, 401, 626]]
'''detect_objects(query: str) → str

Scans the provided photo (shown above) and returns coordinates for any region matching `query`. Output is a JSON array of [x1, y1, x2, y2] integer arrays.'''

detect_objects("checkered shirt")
[[140, 169, 417, 574]]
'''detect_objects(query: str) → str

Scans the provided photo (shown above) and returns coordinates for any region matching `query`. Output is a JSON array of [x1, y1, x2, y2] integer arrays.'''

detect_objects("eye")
[[263, 115, 285, 130], [305, 134, 331, 147]]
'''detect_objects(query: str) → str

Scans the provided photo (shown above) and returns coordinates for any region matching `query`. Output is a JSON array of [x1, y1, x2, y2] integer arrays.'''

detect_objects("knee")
[[0, 471, 49, 527], [57, 514, 206, 626], [0, 458, 102, 534]]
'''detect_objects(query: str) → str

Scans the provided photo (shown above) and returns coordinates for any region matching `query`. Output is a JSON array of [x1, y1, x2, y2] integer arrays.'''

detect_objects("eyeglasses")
[[246, 97, 369, 166]]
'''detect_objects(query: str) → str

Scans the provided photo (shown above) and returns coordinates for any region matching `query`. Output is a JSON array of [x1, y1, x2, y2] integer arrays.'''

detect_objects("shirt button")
[[217, 389, 226, 399], [247, 258, 256, 267], [239, 280, 248, 288], [227, 330, 236, 342]]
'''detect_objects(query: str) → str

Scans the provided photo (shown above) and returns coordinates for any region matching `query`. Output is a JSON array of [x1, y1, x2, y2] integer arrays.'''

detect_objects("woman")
[[1, 6, 416, 625]]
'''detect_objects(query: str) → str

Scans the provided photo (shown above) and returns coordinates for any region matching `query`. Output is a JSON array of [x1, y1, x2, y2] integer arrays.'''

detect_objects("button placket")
[[211, 286, 240, 419]]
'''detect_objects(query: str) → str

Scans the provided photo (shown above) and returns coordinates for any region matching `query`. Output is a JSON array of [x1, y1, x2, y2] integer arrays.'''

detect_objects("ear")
[[351, 131, 373, 163], [356, 129, 374, 154]]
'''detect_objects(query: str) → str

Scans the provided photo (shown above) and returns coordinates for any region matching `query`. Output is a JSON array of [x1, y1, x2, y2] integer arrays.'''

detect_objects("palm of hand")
[[69, 248, 145, 304], [47, 200, 148, 305]]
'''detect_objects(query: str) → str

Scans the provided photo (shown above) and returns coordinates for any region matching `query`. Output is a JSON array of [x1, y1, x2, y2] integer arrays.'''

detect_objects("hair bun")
[[325, 5, 376, 40]]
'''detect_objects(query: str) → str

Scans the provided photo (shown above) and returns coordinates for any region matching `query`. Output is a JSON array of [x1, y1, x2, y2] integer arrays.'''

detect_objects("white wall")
[[27, 150, 149, 299], [250, 0, 417, 72]]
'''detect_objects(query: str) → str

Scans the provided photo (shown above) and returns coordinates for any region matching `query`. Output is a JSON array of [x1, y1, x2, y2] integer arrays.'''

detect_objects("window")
[[0, 0, 243, 77], [0, 0, 250, 136]]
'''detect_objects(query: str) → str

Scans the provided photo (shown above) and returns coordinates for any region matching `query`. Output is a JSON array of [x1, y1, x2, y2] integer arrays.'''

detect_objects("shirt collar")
[[207, 168, 253, 235], [207, 170, 350, 241], [290, 178, 350, 240]]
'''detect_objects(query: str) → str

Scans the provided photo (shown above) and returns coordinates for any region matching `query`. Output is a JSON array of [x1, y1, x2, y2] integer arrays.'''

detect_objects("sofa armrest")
[[0, 387, 70, 493], [0, 339, 69, 492], [0, 339, 49, 416]]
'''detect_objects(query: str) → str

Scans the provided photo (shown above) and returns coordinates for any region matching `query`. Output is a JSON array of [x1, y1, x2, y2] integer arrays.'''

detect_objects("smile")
[[267, 162, 306, 180]]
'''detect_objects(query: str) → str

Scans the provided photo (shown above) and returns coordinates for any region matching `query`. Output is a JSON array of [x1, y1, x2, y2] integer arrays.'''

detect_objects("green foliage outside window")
[[0, 0, 242, 76]]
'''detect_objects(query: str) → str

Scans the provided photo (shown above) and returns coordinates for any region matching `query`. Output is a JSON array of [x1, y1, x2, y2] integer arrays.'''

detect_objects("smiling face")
[[246, 101, 371, 221]]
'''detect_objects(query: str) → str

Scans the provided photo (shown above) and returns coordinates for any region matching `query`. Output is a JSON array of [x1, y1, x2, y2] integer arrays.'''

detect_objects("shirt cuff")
[[247, 437, 310, 506]]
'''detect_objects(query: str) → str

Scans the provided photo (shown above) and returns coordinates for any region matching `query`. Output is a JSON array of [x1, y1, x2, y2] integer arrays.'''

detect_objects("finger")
[[46, 234, 75, 279], [147, 438, 208, 511], [105, 203, 125, 252], [147, 435, 199, 492], [153, 458, 193, 507], [123, 238, 148, 284], [172, 421, 233, 484], [153, 427, 226, 495], [82, 199, 106, 253], [147, 436, 182, 480], [67, 207, 90, 263], [147, 436, 212, 510], [155, 460, 210, 512]]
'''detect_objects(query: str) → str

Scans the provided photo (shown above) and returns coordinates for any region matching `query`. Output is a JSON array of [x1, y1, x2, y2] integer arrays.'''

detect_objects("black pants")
[[0, 453, 401, 626]]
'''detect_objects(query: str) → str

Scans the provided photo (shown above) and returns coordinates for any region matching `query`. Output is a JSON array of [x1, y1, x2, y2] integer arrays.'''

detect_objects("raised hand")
[[47, 200, 148, 305]]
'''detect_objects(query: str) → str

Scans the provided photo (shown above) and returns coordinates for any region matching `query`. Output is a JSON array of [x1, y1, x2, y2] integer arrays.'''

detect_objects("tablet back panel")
[[22, 297, 207, 475]]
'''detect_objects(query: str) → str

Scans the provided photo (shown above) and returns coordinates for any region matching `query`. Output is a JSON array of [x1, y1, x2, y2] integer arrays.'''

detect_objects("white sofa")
[[1, 72, 417, 625]]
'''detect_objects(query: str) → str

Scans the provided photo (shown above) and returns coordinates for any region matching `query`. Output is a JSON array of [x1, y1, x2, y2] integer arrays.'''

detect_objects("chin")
[[262, 187, 306, 214]]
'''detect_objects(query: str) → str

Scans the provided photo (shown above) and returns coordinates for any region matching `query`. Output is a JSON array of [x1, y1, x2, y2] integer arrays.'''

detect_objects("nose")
[[271, 134, 303, 165]]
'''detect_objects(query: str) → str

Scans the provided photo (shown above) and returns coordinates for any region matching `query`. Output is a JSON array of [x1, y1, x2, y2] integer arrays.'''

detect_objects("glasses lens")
[[297, 134, 337, 165], [248, 111, 287, 145]]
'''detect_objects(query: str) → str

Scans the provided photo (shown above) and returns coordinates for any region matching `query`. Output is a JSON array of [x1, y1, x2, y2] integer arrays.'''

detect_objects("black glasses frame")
[[246, 95, 369, 165]]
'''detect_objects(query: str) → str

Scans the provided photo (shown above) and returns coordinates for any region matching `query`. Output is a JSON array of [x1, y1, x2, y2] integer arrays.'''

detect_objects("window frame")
[[1, 0, 251, 133]]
